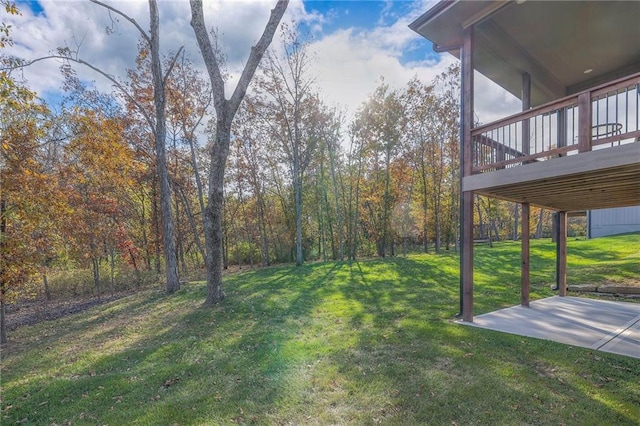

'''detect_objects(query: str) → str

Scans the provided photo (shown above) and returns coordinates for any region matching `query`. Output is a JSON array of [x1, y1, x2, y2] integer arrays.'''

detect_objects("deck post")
[[461, 26, 475, 322], [577, 92, 592, 153], [558, 211, 568, 296], [520, 73, 531, 307], [522, 72, 531, 156], [521, 202, 530, 306]]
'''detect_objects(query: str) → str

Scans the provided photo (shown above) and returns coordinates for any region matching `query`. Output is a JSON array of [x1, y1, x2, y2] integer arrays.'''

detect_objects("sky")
[[5, 0, 520, 124]]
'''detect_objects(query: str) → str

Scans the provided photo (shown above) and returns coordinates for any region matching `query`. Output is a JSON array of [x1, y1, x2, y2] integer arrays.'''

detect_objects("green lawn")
[[2, 234, 639, 425]]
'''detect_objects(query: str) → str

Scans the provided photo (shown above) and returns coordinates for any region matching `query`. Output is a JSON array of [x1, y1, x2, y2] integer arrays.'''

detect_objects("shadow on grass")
[[328, 256, 640, 424], [2, 237, 639, 424]]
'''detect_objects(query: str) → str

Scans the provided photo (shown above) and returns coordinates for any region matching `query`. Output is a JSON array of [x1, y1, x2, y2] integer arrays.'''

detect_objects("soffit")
[[411, 1, 640, 107]]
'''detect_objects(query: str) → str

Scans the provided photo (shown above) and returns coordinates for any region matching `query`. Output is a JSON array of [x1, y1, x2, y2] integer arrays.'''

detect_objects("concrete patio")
[[460, 296, 640, 359]]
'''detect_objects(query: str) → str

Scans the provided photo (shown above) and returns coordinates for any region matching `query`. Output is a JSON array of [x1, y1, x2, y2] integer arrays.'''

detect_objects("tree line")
[[0, 1, 583, 342]]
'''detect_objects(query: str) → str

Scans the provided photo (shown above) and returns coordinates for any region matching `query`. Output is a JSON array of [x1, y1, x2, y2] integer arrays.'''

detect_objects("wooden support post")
[[522, 72, 531, 157], [516, 72, 531, 306], [462, 191, 474, 321], [461, 26, 474, 322], [578, 92, 592, 153], [520, 73, 531, 307], [521, 202, 530, 307], [558, 211, 568, 296]]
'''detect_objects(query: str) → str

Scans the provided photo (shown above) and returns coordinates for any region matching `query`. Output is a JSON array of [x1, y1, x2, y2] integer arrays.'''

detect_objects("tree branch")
[[5, 56, 155, 131], [229, 0, 288, 116], [162, 46, 184, 87], [189, 0, 227, 113], [89, 0, 151, 45]]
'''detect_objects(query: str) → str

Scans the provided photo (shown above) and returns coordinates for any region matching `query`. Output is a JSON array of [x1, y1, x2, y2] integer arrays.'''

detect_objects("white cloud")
[[4, 0, 518, 125], [6, 0, 307, 97], [311, 27, 457, 118], [474, 72, 521, 124]]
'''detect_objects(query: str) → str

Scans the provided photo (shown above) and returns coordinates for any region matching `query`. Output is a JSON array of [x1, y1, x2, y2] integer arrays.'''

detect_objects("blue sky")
[[7, 0, 517, 122], [304, 0, 415, 31]]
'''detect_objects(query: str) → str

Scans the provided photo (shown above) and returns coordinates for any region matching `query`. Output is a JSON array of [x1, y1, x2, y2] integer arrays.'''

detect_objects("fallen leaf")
[[162, 377, 180, 388]]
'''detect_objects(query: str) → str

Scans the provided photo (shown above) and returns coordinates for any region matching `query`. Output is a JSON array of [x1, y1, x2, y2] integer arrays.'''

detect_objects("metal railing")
[[471, 73, 640, 173]]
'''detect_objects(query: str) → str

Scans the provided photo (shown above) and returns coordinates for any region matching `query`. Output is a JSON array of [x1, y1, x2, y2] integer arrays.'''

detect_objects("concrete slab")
[[460, 296, 640, 359]]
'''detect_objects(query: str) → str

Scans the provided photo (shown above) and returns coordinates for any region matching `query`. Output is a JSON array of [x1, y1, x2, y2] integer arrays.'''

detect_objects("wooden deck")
[[466, 72, 640, 212], [463, 142, 640, 211]]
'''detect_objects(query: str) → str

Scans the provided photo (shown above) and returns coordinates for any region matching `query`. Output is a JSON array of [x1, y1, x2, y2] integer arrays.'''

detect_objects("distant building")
[[588, 206, 640, 238]]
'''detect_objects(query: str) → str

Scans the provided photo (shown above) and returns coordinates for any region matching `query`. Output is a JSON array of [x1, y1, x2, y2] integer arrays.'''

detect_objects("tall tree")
[[351, 82, 404, 257], [189, 0, 288, 305], [256, 26, 317, 266], [8, 0, 183, 293], [232, 102, 273, 266], [403, 77, 437, 252], [0, 77, 55, 343]]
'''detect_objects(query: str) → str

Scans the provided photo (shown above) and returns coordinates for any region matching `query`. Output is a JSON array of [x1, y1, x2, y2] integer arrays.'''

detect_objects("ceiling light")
[[516, 0, 527, 4], [583, 68, 593, 74]]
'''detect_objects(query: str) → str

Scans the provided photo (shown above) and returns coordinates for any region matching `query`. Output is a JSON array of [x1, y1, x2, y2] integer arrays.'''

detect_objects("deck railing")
[[471, 73, 640, 173]]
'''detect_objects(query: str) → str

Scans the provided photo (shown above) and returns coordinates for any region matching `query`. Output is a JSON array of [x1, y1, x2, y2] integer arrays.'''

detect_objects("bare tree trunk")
[[92, 257, 101, 301], [190, 0, 288, 304], [293, 156, 304, 265], [257, 188, 270, 266], [139, 190, 152, 271], [176, 186, 206, 262], [476, 198, 484, 240], [1, 198, 7, 344], [172, 140, 187, 274], [0, 284, 6, 344], [42, 273, 52, 301], [128, 248, 142, 287], [109, 247, 115, 296], [149, 0, 180, 293], [513, 203, 519, 241], [421, 167, 429, 253], [328, 137, 344, 261], [535, 208, 545, 239], [203, 121, 230, 304], [152, 181, 162, 275]]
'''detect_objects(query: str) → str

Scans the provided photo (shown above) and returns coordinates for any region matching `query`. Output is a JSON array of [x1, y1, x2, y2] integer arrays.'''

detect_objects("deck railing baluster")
[[469, 73, 640, 173]]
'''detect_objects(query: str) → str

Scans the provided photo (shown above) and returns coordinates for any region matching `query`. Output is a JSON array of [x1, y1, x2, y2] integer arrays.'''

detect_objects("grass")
[[1, 234, 639, 425]]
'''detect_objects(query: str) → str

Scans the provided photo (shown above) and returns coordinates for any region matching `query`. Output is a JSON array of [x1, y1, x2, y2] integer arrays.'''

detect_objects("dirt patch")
[[4, 291, 136, 331]]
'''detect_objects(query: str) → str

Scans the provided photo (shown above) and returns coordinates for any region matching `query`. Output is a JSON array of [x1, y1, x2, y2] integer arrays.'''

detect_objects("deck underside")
[[463, 142, 640, 211]]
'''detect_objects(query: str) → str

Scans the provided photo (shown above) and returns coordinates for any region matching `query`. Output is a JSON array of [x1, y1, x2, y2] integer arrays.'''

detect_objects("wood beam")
[[461, 1, 512, 29], [558, 211, 567, 296], [463, 142, 640, 193]]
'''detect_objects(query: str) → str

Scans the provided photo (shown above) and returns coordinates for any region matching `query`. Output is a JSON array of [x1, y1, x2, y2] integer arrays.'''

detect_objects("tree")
[[403, 77, 438, 252], [189, 0, 288, 305], [60, 109, 136, 298], [231, 102, 273, 266], [0, 76, 55, 343], [165, 52, 212, 265], [351, 82, 404, 257], [254, 26, 318, 266], [5, 0, 183, 293]]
